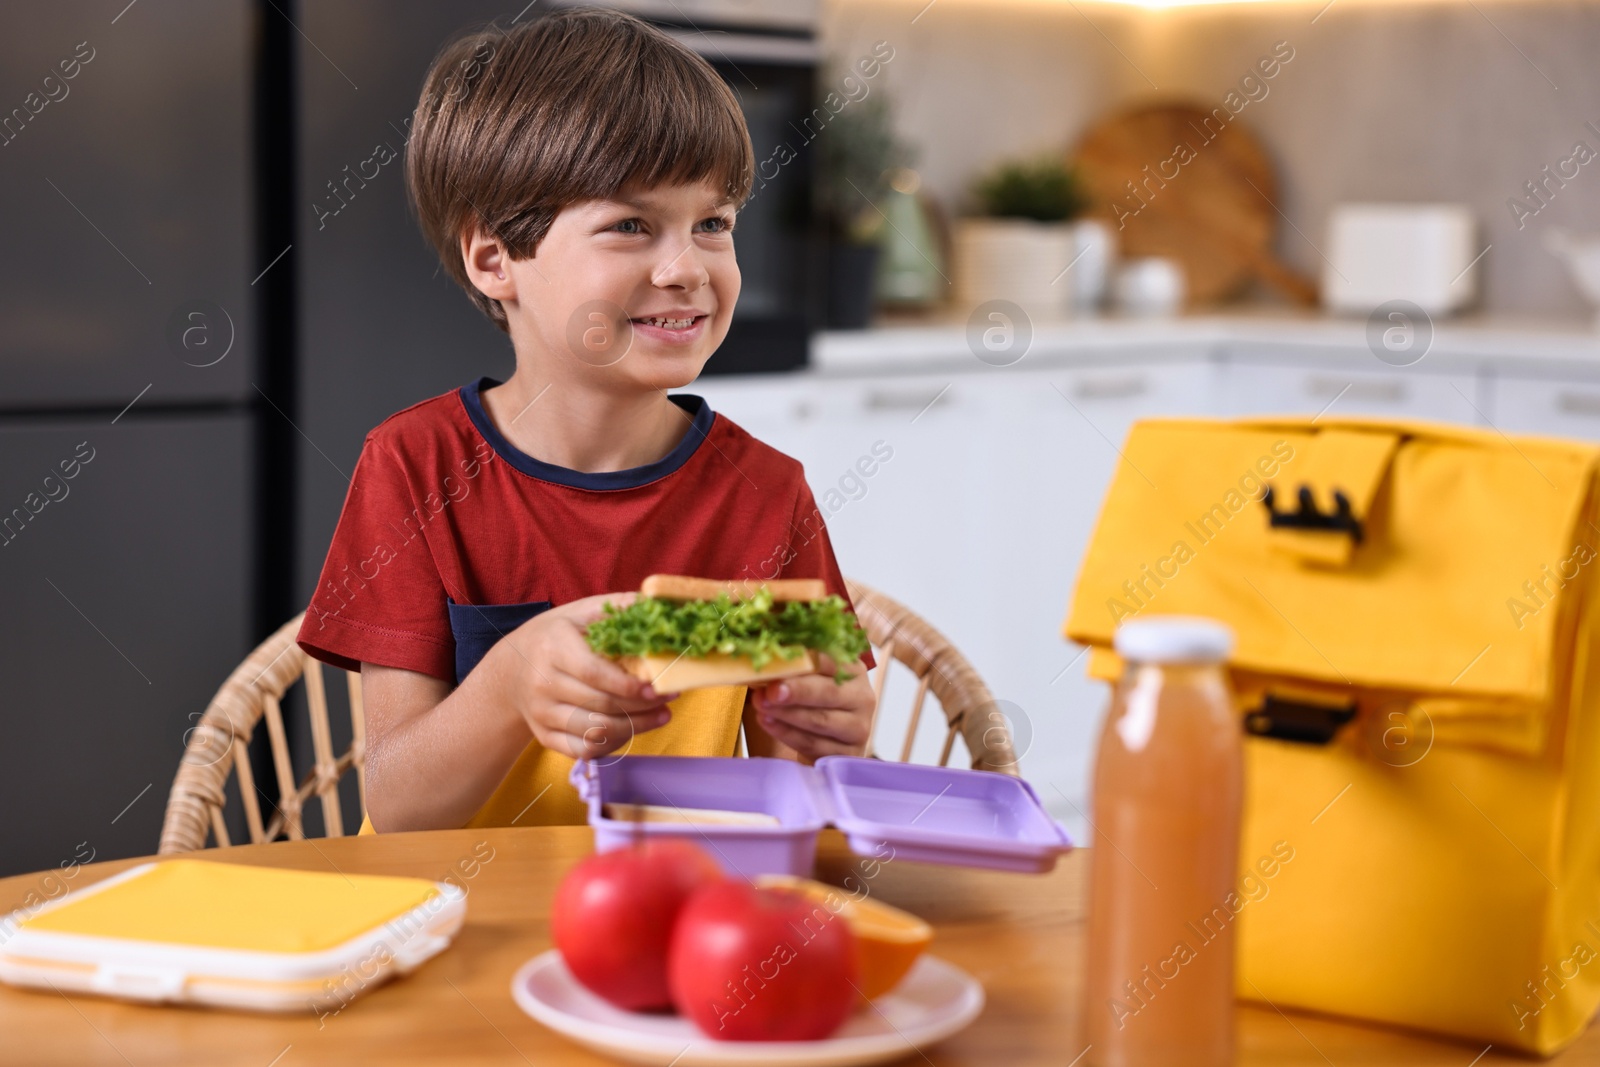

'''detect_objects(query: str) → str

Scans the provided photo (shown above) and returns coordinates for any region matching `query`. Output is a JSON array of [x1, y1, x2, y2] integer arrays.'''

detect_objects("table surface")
[[1, 828, 1594, 1066]]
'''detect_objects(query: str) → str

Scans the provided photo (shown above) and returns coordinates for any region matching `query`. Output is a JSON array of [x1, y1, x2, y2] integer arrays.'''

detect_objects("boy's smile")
[[463, 179, 740, 392], [628, 311, 710, 346]]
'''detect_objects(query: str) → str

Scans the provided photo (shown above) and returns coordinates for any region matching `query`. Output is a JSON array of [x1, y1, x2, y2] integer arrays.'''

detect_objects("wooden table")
[[1, 828, 1594, 1065]]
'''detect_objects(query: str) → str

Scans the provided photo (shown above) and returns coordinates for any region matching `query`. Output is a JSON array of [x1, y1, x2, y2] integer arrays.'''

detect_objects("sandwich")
[[584, 574, 871, 692]]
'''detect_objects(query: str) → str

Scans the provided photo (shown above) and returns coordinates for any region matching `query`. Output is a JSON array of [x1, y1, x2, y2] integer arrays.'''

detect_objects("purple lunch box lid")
[[813, 756, 1073, 872], [571, 755, 1072, 875]]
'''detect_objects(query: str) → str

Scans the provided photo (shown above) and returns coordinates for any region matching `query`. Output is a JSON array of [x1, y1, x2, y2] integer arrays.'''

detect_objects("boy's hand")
[[749, 653, 876, 760], [487, 592, 679, 760]]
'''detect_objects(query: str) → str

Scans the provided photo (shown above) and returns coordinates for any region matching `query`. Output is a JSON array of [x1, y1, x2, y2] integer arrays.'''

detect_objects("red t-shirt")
[[297, 377, 871, 683]]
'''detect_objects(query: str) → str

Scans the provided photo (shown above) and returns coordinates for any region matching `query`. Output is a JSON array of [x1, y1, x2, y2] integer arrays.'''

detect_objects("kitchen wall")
[[821, 0, 1600, 318]]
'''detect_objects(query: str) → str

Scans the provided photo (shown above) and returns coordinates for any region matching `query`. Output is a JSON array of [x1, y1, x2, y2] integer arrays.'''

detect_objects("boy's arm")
[[359, 593, 674, 831], [360, 660, 531, 832]]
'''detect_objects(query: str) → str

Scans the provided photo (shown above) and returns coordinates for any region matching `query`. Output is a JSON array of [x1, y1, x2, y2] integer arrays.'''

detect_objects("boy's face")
[[482, 179, 740, 392]]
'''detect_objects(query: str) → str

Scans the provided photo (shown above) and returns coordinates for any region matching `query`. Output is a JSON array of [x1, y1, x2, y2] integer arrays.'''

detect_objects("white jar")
[[1113, 256, 1186, 318]]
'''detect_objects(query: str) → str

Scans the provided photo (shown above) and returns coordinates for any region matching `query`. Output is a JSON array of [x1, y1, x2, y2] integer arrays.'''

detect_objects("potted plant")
[[956, 158, 1110, 318], [814, 94, 910, 329]]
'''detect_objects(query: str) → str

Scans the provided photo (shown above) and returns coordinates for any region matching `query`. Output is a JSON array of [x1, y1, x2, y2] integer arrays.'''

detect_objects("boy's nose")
[[651, 242, 710, 291]]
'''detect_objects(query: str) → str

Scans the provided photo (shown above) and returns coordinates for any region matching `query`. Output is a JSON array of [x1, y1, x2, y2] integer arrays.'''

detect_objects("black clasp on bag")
[[1245, 693, 1357, 744], [1261, 485, 1364, 544]]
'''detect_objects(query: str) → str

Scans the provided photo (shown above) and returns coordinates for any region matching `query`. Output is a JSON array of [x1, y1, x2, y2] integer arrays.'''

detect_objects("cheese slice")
[[619, 650, 814, 691]]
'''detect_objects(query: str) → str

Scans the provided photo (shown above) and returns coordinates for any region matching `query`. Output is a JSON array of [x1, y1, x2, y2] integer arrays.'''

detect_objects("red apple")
[[551, 839, 722, 1011], [668, 880, 858, 1041]]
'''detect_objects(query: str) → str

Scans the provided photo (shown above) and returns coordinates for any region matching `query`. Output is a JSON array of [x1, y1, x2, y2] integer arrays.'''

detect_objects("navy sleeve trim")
[[446, 597, 554, 685]]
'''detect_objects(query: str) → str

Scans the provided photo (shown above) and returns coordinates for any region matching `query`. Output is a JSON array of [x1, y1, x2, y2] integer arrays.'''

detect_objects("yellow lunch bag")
[[1063, 415, 1600, 1055]]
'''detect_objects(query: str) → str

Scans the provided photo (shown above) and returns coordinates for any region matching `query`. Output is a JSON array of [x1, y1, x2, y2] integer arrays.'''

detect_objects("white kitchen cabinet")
[[694, 356, 1218, 837], [802, 373, 995, 769], [685, 372, 819, 459], [693, 371, 981, 649], [980, 360, 1218, 825], [1487, 371, 1600, 441], [1215, 347, 1486, 425], [695, 371, 992, 767]]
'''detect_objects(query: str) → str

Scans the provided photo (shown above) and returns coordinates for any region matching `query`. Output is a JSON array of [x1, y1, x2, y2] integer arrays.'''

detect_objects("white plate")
[[510, 950, 984, 1067]]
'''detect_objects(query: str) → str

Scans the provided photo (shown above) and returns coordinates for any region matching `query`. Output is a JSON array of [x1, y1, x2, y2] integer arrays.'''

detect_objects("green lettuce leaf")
[[584, 588, 870, 684]]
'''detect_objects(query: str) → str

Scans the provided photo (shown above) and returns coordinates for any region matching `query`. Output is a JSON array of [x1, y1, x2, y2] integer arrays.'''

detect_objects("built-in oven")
[[558, 0, 822, 374]]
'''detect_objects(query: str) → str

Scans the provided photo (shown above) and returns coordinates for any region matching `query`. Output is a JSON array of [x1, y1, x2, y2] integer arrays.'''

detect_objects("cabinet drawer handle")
[[1072, 374, 1148, 401], [1305, 376, 1406, 403], [1557, 390, 1600, 418], [863, 387, 950, 412]]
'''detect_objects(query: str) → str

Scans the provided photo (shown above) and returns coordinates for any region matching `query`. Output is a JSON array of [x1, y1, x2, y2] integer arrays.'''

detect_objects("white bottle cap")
[[1114, 616, 1234, 664]]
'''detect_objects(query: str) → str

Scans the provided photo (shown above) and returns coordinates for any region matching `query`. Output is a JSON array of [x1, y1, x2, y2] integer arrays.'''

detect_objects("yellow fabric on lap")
[[357, 684, 746, 834], [23, 860, 439, 953]]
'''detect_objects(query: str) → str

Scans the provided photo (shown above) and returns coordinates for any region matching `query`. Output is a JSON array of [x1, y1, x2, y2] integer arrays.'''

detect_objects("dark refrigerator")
[[0, 2, 256, 876]]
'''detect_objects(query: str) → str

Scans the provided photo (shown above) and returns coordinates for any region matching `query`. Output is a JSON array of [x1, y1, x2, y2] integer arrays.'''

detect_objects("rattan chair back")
[[159, 614, 363, 854], [845, 578, 1020, 776]]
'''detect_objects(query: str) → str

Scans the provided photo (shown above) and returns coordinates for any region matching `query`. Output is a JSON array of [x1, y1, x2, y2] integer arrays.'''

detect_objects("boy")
[[297, 8, 876, 833]]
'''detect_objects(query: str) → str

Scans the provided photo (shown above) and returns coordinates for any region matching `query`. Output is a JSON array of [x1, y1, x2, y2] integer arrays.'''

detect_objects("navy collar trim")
[[459, 377, 715, 490]]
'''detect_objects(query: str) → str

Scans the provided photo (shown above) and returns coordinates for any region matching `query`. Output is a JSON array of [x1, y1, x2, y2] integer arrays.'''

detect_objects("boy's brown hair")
[[405, 8, 755, 334]]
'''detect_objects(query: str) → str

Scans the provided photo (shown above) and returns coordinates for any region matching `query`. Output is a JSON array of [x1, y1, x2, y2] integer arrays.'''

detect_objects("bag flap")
[[1064, 417, 1600, 704], [1264, 428, 1400, 567]]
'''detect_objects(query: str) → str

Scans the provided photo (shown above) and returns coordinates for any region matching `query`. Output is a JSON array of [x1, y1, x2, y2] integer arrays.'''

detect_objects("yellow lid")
[[22, 860, 440, 954]]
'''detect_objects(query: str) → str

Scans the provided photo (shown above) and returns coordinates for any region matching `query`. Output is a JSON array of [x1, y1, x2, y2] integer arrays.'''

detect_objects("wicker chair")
[[159, 615, 364, 854], [844, 578, 1020, 776], [158, 580, 1018, 853]]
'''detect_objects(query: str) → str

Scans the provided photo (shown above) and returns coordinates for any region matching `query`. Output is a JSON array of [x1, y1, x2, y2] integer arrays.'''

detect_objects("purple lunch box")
[[569, 755, 1073, 878]]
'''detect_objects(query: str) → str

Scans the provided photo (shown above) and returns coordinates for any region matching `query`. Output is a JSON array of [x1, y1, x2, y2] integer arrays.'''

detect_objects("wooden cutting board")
[[1071, 102, 1316, 307]]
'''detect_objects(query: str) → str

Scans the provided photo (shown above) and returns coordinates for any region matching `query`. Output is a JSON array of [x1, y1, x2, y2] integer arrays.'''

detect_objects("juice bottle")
[[1083, 616, 1241, 1067]]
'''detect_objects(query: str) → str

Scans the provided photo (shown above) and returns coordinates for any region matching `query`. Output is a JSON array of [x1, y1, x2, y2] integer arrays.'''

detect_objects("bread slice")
[[619, 650, 815, 691], [602, 802, 780, 827], [639, 574, 828, 603]]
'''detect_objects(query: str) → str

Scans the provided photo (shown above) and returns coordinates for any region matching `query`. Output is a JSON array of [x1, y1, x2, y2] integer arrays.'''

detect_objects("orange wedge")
[[755, 874, 933, 1002]]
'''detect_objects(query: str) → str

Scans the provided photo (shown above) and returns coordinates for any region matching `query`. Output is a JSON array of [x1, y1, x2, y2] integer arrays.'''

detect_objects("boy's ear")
[[460, 224, 516, 301]]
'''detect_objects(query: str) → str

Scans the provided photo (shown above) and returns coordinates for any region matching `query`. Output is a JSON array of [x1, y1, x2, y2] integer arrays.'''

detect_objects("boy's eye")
[[697, 216, 735, 235], [610, 218, 644, 234]]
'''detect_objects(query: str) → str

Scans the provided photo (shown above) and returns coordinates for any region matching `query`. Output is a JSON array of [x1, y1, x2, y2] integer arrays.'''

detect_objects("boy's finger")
[[558, 705, 671, 756], [557, 642, 664, 702], [759, 705, 869, 747], [559, 708, 639, 753], [755, 674, 851, 711], [552, 671, 668, 716], [756, 713, 864, 759]]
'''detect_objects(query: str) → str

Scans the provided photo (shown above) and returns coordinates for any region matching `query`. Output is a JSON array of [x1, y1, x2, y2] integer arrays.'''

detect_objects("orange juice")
[[1084, 617, 1241, 1067]]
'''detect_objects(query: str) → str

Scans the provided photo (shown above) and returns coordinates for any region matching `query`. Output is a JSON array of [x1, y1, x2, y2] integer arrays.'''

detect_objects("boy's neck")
[[479, 369, 693, 475]]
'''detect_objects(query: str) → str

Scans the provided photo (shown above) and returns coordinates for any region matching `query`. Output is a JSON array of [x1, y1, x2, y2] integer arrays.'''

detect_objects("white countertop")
[[810, 311, 1600, 376]]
